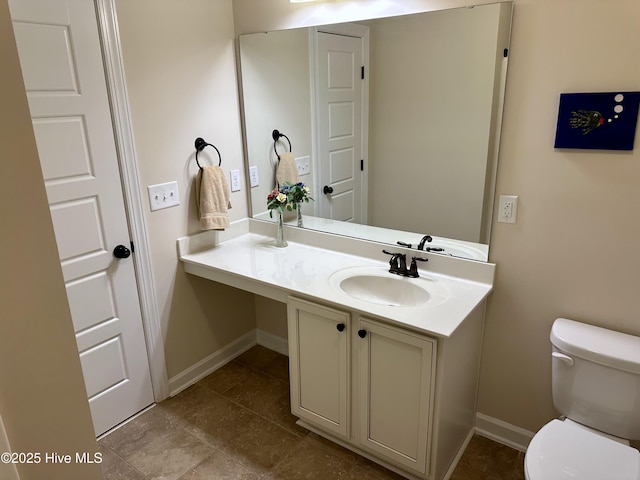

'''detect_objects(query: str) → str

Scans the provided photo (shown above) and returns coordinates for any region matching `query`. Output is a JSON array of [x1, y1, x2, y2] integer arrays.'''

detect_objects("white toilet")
[[525, 318, 640, 480]]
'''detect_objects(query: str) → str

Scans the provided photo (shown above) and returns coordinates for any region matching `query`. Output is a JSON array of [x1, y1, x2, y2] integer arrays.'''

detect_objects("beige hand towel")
[[275, 152, 301, 187], [196, 166, 231, 230]]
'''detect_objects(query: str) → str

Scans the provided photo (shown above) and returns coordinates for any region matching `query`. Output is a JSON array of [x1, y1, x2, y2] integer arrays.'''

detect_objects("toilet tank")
[[550, 318, 640, 440]]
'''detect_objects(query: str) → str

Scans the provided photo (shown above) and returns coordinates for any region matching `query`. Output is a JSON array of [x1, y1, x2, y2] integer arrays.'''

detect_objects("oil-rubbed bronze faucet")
[[382, 250, 428, 278]]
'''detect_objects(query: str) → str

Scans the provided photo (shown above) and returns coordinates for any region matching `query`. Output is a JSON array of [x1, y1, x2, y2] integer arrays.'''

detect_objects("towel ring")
[[194, 137, 222, 169], [272, 129, 292, 161]]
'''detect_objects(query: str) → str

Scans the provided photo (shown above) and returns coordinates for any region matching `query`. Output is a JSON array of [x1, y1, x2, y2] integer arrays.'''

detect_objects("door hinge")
[[361, 66, 365, 79], [130, 241, 135, 253], [503, 48, 509, 58], [360, 159, 364, 171]]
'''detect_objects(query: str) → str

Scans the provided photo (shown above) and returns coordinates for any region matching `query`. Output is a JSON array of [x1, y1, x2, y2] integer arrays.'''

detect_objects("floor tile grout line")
[[154, 381, 306, 478], [99, 438, 148, 479], [103, 347, 522, 480], [194, 364, 307, 440], [231, 358, 291, 385]]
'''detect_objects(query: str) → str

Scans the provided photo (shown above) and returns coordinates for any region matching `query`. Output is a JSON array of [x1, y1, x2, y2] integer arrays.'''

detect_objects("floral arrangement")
[[267, 182, 314, 217]]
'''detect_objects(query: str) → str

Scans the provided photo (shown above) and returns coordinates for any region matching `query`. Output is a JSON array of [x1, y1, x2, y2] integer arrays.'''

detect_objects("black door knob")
[[323, 185, 334, 194], [336, 323, 346, 332], [358, 329, 367, 338], [113, 244, 131, 259]]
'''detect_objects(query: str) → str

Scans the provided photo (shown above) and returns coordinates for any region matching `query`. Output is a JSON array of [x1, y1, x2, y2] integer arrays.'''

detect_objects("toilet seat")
[[525, 419, 640, 480]]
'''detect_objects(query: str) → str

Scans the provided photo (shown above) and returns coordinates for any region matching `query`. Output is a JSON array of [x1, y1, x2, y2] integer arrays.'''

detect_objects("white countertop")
[[179, 225, 494, 338]]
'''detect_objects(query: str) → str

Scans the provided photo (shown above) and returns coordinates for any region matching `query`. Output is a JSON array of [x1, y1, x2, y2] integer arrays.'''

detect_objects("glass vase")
[[275, 208, 288, 247], [296, 205, 304, 228]]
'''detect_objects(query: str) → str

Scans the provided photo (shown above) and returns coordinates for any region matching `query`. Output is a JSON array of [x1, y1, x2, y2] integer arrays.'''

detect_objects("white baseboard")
[[475, 412, 534, 452], [257, 328, 288, 356], [168, 330, 257, 396], [167, 329, 289, 396]]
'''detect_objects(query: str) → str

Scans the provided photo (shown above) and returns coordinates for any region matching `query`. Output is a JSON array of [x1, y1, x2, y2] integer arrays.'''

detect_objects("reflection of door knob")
[[323, 185, 334, 194], [113, 245, 131, 259]]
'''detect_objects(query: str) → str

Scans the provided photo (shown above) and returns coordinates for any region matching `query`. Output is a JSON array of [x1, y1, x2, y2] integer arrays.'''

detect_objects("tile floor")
[[100, 345, 524, 480]]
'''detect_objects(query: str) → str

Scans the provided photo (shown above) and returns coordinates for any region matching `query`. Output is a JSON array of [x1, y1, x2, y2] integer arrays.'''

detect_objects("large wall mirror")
[[238, 2, 513, 262]]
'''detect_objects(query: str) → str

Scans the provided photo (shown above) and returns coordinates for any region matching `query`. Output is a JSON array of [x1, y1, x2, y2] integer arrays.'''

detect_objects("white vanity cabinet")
[[287, 297, 438, 477], [178, 227, 494, 480]]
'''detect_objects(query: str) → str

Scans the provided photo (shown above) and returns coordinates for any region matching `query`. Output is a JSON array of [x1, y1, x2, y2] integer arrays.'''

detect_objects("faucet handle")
[[382, 250, 403, 274], [396, 241, 413, 248], [407, 256, 429, 278], [382, 249, 398, 264]]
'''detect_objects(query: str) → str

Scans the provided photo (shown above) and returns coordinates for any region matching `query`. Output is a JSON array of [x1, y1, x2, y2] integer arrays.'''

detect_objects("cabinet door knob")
[[358, 329, 367, 338], [336, 323, 346, 332]]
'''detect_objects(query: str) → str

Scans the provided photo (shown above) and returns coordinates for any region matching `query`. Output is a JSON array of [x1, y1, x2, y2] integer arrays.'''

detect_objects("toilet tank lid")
[[551, 318, 640, 375]]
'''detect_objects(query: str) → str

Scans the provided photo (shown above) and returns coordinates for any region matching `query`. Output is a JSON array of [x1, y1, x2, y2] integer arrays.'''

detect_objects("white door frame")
[[95, 0, 169, 401], [309, 23, 369, 223]]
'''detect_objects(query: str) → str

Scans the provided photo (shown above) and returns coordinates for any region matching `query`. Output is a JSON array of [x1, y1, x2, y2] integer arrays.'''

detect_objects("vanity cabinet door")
[[358, 318, 436, 475], [287, 297, 350, 438]]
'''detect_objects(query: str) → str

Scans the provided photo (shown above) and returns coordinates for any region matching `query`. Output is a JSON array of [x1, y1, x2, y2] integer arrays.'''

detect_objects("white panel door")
[[316, 32, 364, 223], [9, 0, 154, 436]]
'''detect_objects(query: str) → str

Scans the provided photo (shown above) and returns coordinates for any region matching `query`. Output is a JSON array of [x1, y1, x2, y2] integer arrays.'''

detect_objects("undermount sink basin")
[[329, 267, 451, 307]]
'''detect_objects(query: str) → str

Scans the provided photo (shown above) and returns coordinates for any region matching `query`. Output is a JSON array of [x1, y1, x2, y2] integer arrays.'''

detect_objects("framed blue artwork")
[[554, 92, 640, 150]]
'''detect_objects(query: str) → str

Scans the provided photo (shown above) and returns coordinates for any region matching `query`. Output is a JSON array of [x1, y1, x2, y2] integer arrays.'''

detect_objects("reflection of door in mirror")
[[315, 28, 366, 223]]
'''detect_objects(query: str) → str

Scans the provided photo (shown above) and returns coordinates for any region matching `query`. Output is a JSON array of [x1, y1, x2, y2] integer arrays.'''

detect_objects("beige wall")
[[0, 1, 101, 478], [479, 0, 640, 431], [0, 414, 19, 480], [255, 297, 289, 340], [233, 0, 640, 435], [114, 0, 255, 378], [233, 0, 502, 35]]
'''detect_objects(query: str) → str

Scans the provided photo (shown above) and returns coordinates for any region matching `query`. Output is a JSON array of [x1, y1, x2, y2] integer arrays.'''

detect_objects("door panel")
[[65, 272, 116, 332], [10, 0, 154, 436], [32, 117, 93, 181]]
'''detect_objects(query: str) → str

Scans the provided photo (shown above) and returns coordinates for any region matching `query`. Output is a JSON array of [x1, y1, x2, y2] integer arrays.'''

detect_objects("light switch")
[[295, 156, 311, 176], [148, 181, 180, 211]]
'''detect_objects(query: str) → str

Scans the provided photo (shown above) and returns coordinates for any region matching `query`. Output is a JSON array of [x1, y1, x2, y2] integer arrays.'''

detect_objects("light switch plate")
[[148, 181, 180, 211], [230, 170, 241, 192], [295, 156, 311, 176]]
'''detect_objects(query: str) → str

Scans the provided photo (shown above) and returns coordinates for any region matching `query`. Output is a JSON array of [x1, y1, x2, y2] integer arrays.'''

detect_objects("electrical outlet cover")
[[249, 166, 259, 187], [498, 195, 518, 223], [230, 170, 241, 192]]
